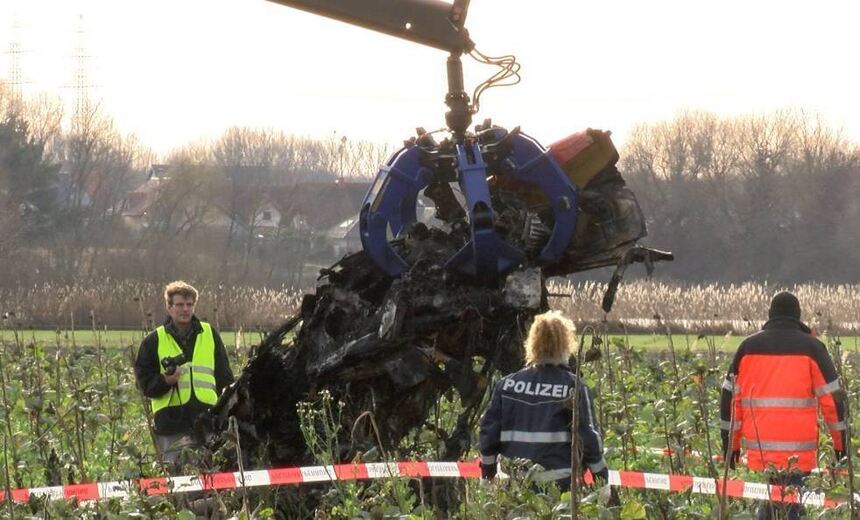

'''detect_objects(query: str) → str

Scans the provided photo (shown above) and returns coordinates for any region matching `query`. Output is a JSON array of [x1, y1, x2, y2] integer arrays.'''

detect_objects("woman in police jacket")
[[479, 310, 608, 488]]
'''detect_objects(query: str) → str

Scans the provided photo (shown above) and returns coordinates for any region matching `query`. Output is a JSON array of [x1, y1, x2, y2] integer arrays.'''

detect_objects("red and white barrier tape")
[[608, 470, 846, 509], [0, 461, 478, 503], [0, 461, 851, 509]]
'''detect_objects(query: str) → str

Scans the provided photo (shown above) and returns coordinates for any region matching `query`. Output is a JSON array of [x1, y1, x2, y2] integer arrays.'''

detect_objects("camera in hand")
[[161, 353, 186, 376]]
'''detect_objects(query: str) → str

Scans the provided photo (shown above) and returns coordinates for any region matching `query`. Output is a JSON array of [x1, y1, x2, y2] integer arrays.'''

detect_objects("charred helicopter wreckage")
[[205, 0, 672, 470]]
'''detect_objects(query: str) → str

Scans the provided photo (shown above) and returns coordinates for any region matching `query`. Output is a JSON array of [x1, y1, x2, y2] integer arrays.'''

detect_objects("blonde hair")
[[524, 311, 576, 365], [164, 281, 199, 306]]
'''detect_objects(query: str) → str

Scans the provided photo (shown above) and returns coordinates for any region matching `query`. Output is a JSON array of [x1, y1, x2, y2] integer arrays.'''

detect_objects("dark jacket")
[[134, 316, 234, 435], [720, 317, 846, 471], [479, 364, 606, 480]]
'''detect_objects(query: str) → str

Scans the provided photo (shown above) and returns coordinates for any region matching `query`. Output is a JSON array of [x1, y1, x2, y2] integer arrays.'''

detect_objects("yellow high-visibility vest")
[[151, 322, 218, 414]]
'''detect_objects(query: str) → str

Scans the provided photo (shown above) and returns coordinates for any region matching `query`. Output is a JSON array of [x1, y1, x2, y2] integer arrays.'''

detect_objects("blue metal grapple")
[[360, 127, 579, 278]]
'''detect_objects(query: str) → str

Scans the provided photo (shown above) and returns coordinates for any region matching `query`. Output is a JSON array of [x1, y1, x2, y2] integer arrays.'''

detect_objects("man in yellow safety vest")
[[134, 281, 234, 470]]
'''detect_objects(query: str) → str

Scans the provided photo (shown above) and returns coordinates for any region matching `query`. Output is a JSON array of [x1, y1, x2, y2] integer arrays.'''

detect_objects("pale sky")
[[1, 0, 858, 157]]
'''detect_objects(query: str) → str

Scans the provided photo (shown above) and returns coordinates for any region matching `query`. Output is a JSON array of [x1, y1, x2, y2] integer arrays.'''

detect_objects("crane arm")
[[264, 0, 473, 54]]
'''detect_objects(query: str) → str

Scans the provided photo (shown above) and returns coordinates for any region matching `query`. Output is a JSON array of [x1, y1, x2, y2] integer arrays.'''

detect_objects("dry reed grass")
[[0, 280, 303, 330], [550, 279, 860, 334], [2, 278, 858, 334]]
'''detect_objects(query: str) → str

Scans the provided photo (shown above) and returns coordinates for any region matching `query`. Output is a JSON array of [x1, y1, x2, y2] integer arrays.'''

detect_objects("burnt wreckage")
[[207, 128, 671, 466], [206, 0, 672, 468]]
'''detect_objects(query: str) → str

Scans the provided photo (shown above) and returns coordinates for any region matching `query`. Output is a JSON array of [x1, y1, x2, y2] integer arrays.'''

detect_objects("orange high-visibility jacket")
[[719, 318, 846, 471]]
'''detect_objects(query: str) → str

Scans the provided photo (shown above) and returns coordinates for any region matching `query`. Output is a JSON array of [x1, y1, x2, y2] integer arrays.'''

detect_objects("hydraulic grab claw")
[[360, 127, 582, 279]]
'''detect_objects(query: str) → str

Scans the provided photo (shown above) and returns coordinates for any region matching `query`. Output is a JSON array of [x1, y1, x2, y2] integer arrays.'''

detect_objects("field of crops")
[[1, 281, 859, 518]]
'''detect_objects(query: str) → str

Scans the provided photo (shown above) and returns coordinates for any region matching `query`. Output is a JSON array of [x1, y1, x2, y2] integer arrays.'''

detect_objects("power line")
[[4, 13, 29, 100], [70, 14, 99, 131]]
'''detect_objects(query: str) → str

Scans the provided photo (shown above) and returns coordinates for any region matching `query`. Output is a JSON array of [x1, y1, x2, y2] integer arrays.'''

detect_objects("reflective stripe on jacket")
[[152, 322, 218, 413], [479, 364, 606, 478], [719, 317, 846, 471]]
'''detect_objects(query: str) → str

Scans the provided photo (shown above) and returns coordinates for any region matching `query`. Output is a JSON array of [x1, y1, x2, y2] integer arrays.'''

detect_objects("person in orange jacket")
[[720, 291, 846, 520]]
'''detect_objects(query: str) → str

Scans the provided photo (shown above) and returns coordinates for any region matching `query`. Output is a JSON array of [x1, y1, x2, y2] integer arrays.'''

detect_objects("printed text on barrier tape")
[[608, 470, 846, 509]]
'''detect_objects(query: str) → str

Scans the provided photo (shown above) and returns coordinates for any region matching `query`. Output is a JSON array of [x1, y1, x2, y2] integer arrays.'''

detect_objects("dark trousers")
[[757, 472, 808, 520], [155, 432, 201, 473]]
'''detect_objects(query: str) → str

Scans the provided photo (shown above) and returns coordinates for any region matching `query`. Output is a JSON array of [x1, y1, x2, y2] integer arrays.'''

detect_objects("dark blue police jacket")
[[479, 363, 606, 480]]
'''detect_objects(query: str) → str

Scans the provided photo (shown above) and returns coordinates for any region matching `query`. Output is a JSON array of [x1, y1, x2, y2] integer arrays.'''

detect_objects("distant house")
[[255, 200, 281, 229], [120, 162, 372, 244], [148, 164, 169, 179], [121, 167, 169, 231], [327, 216, 361, 257], [276, 180, 370, 232], [123, 164, 244, 231], [219, 181, 370, 239], [56, 163, 147, 216]]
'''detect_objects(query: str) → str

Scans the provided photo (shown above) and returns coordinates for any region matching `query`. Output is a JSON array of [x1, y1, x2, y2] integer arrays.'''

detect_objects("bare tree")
[[45, 100, 152, 282], [135, 152, 221, 281], [623, 109, 860, 283]]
